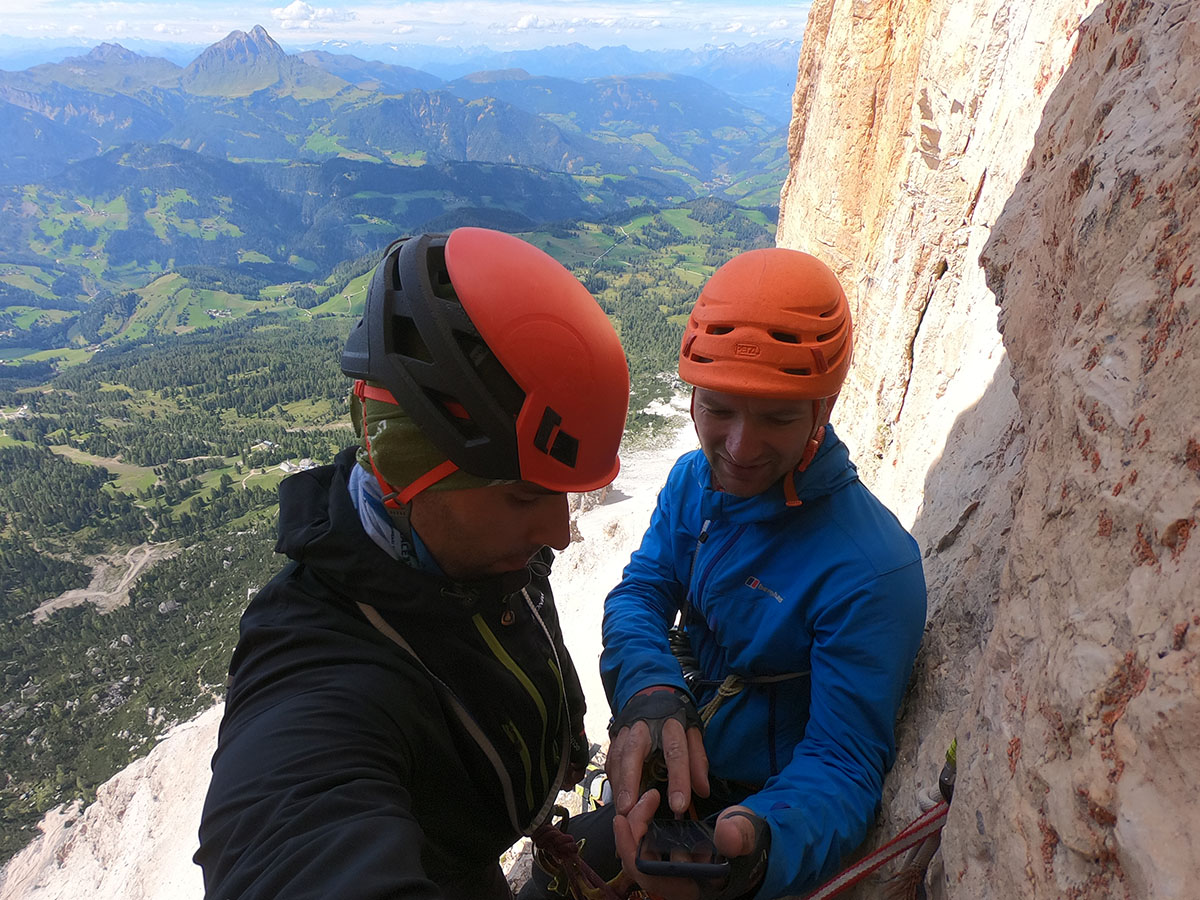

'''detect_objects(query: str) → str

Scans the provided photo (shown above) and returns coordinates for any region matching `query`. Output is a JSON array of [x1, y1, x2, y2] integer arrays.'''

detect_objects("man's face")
[[410, 481, 570, 581], [691, 387, 816, 498]]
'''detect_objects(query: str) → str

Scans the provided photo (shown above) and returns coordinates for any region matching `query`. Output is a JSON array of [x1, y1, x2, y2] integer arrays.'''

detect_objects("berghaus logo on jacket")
[[745, 576, 784, 603]]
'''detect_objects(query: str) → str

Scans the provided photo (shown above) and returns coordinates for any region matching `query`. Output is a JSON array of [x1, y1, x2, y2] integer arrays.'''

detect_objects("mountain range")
[[0, 24, 787, 311], [0, 26, 782, 184], [0, 33, 800, 121]]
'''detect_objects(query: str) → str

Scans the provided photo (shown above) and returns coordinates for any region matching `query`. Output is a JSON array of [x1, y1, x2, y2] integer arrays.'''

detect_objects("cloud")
[[105, 20, 129, 34], [153, 23, 184, 35], [392, 24, 415, 36], [271, 0, 354, 31]]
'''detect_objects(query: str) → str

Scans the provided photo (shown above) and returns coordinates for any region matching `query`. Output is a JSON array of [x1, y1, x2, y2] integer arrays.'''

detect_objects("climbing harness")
[[531, 806, 638, 900], [800, 741, 957, 900]]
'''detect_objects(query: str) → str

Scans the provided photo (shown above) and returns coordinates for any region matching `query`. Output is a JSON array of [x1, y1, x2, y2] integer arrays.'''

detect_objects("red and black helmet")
[[341, 227, 629, 494]]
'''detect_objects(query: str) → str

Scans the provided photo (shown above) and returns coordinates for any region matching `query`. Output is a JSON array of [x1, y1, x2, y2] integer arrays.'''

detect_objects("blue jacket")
[[600, 426, 926, 898]]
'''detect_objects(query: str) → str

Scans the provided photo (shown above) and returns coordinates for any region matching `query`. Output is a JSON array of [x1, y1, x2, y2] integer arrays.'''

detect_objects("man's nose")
[[724, 418, 761, 461], [529, 492, 572, 551]]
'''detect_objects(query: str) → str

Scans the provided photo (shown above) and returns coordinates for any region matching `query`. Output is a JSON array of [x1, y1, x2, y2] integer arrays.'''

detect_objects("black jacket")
[[196, 447, 587, 899]]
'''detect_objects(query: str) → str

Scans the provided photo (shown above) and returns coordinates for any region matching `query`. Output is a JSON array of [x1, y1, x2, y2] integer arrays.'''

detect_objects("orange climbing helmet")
[[679, 247, 853, 422], [341, 227, 629, 494]]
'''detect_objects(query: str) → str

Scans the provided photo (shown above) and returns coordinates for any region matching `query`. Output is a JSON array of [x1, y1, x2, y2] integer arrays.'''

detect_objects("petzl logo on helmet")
[[734, 342, 761, 358], [534, 406, 579, 467]]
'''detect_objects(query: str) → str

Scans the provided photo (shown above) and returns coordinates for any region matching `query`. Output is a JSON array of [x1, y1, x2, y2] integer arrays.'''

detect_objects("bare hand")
[[606, 715, 709, 816]]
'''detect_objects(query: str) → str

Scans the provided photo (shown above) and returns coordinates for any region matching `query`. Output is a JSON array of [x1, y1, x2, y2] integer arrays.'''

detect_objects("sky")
[[2, 0, 813, 51]]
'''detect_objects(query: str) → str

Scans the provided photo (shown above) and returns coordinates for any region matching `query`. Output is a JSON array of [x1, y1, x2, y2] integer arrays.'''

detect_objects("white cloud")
[[9, 1, 811, 50], [271, 0, 354, 31]]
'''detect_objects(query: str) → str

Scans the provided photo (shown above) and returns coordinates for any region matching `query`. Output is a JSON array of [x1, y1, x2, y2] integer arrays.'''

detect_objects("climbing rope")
[[699, 671, 810, 725], [799, 741, 957, 900]]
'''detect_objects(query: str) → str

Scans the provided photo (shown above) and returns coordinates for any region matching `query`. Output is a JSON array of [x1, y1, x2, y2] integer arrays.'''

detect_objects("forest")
[[0, 198, 774, 860]]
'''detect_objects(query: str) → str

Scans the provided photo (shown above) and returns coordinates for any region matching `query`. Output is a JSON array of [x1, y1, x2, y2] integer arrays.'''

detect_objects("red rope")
[[800, 801, 950, 900]]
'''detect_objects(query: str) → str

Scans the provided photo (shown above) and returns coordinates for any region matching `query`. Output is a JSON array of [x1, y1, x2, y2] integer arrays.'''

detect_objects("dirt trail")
[[32, 542, 179, 623]]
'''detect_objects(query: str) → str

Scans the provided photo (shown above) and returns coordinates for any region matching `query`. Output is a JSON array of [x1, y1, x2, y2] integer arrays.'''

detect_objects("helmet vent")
[[426, 245, 455, 299], [459, 333, 526, 418], [783, 367, 813, 376], [770, 331, 800, 344], [706, 325, 734, 335], [391, 315, 434, 364]]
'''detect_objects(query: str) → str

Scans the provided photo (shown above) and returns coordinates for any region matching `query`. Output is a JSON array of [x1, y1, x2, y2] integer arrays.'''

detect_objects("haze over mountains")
[[0, 31, 801, 121], [0, 24, 788, 285], [0, 25, 783, 178]]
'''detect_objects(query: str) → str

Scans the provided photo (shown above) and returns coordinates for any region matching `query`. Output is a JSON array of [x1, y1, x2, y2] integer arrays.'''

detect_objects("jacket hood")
[[275, 447, 532, 616], [693, 423, 860, 522]]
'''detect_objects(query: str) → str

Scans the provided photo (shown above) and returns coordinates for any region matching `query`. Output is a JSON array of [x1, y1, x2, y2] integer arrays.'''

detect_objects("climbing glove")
[[608, 686, 701, 750]]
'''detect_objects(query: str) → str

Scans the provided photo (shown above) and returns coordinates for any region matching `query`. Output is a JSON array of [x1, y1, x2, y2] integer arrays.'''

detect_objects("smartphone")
[[635, 817, 731, 879]]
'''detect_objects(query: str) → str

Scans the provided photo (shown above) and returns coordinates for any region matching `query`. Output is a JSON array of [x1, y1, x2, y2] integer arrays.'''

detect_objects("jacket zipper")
[[689, 522, 747, 618]]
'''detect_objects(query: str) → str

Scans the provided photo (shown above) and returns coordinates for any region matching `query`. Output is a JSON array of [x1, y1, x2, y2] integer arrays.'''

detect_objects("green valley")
[[0, 23, 784, 863]]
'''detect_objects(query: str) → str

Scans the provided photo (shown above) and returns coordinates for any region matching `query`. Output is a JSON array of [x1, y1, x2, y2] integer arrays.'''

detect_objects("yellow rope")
[[699, 674, 744, 724]]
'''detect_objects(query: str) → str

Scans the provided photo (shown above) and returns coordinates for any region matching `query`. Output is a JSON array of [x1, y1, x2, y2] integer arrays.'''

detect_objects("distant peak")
[[206, 25, 286, 61], [85, 42, 139, 63]]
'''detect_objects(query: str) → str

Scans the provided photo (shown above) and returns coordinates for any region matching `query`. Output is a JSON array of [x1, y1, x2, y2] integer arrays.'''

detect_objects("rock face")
[[0, 706, 220, 900], [779, 0, 1199, 896]]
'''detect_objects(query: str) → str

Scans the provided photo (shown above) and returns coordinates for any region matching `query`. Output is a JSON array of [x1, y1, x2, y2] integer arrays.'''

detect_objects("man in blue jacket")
[[526, 247, 926, 900]]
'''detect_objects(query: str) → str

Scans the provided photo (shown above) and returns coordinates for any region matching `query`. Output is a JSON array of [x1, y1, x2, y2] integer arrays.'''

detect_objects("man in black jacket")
[[195, 227, 630, 900]]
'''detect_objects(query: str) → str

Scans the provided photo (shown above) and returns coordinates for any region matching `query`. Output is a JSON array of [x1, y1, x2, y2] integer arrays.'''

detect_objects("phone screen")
[[635, 818, 730, 880]]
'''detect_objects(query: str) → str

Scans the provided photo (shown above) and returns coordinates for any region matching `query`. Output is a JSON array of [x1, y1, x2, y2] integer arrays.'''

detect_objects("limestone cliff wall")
[[779, 0, 1199, 896]]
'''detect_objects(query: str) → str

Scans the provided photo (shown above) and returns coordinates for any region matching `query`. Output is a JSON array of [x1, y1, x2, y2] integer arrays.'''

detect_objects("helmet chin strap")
[[353, 380, 461, 515], [784, 398, 829, 506]]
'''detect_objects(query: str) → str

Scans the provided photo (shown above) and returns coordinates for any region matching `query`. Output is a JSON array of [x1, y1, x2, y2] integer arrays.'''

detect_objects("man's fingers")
[[659, 717, 692, 814], [613, 788, 659, 867], [713, 805, 757, 858], [686, 725, 710, 799], [607, 721, 652, 814], [615, 790, 702, 900]]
